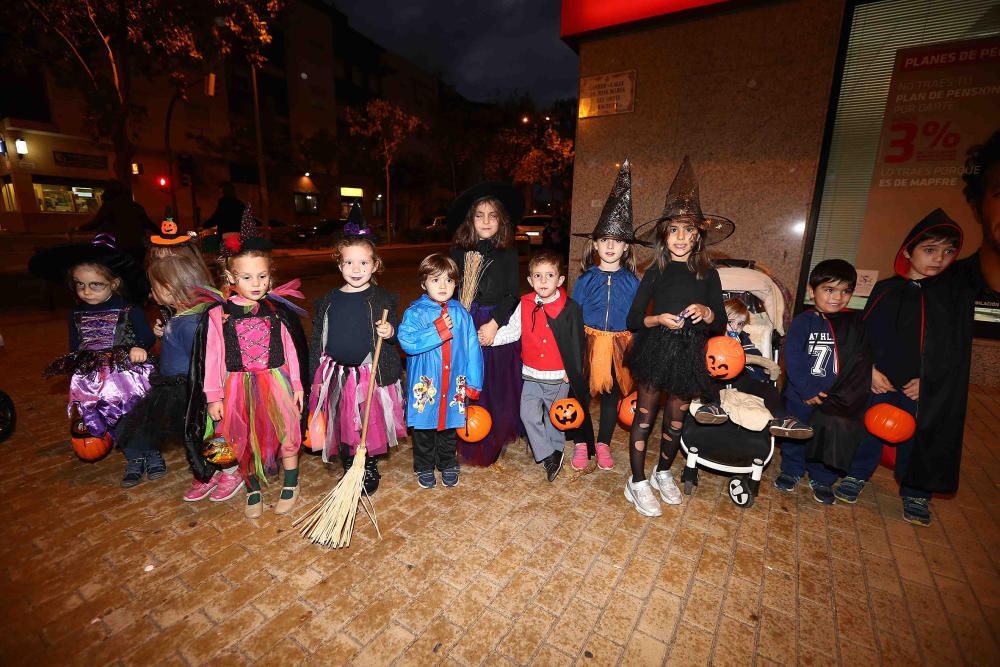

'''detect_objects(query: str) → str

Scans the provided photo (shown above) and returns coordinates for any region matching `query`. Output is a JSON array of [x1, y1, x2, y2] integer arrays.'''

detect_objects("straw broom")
[[295, 308, 389, 548]]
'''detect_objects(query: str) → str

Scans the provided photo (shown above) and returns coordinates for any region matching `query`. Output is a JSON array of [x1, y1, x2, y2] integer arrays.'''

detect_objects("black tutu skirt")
[[115, 374, 188, 450], [626, 326, 711, 399]]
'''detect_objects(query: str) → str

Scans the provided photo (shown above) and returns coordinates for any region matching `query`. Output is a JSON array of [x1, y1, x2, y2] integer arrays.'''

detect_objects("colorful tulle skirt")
[[584, 327, 633, 396], [308, 355, 406, 461], [220, 366, 301, 481], [459, 302, 523, 467], [60, 352, 153, 438]]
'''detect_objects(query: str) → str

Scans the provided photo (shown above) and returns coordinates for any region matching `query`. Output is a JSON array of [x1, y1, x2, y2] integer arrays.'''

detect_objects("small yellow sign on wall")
[[579, 70, 636, 119]]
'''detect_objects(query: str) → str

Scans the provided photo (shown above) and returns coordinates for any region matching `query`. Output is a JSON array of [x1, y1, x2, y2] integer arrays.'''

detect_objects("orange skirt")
[[584, 327, 633, 396]]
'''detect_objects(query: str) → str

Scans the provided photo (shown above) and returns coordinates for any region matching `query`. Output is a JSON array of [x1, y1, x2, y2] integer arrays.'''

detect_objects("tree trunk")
[[384, 161, 392, 244], [250, 65, 271, 237], [111, 108, 133, 192], [164, 90, 180, 222]]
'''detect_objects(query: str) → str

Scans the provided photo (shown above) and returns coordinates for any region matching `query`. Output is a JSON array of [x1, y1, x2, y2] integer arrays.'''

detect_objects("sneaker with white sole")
[[649, 469, 683, 505], [694, 403, 728, 425], [209, 471, 245, 501], [183, 472, 220, 502], [624, 477, 662, 517]]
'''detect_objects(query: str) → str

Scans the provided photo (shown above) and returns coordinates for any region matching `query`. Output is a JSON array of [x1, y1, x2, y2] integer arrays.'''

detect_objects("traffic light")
[[158, 176, 170, 193]]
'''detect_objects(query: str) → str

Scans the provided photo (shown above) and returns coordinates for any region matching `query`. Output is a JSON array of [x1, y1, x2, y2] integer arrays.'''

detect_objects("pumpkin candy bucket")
[[705, 336, 745, 380], [549, 397, 585, 431]]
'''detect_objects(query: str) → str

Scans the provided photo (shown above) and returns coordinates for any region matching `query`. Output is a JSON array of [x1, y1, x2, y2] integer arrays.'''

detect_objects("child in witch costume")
[[398, 254, 484, 489], [448, 182, 524, 467], [571, 158, 647, 471], [493, 251, 594, 482], [835, 210, 976, 526], [29, 234, 155, 457], [776, 259, 871, 505], [115, 222, 219, 489], [307, 204, 407, 496], [623, 157, 729, 517], [186, 208, 309, 519]]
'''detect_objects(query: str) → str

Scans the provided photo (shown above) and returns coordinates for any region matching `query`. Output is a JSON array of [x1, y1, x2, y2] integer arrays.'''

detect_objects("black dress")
[[625, 260, 725, 398]]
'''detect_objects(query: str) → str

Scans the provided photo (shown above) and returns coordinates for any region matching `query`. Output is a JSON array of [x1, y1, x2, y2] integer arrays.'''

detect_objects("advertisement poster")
[[855, 36, 1000, 334]]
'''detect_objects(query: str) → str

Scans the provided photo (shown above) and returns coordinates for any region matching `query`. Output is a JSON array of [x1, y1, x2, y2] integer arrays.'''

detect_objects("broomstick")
[[295, 308, 389, 548]]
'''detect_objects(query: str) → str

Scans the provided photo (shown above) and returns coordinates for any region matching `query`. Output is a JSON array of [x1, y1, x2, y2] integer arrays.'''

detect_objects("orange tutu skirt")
[[584, 327, 633, 397]]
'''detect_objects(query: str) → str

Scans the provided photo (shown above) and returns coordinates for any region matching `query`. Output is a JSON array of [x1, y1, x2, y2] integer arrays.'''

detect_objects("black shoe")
[[145, 451, 167, 480], [121, 458, 145, 488], [363, 456, 380, 495], [543, 450, 564, 482]]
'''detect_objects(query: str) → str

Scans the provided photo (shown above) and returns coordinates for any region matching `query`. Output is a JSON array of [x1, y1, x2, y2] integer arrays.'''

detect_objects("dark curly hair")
[[963, 129, 1000, 214]]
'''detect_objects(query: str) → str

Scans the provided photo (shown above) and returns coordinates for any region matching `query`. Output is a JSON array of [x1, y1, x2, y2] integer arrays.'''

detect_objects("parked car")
[[516, 214, 551, 251]]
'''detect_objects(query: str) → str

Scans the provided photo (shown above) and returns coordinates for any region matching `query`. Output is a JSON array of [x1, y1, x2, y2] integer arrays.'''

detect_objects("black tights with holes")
[[628, 384, 689, 482]]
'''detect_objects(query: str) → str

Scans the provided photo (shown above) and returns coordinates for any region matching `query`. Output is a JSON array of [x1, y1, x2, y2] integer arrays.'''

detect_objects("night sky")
[[331, 0, 579, 105]]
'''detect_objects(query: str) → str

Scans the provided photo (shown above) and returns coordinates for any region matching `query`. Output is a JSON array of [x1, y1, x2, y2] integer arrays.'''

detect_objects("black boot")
[[363, 455, 381, 495]]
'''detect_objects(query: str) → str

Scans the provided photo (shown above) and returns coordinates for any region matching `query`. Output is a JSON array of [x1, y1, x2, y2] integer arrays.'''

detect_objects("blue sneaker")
[[809, 480, 835, 505], [902, 497, 932, 527], [773, 472, 800, 493], [834, 476, 866, 504], [145, 451, 167, 480], [121, 458, 145, 488], [417, 470, 436, 489], [441, 466, 460, 487]]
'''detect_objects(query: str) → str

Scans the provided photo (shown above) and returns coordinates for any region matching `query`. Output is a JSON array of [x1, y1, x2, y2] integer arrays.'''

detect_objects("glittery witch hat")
[[635, 156, 735, 246], [573, 158, 649, 245], [220, 205, 273, 256], [343, 202, 375, 239]]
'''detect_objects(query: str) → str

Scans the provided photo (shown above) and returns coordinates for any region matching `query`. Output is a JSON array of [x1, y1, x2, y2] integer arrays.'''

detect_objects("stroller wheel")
[[0, 390, 13, 443], [728, 476, 754, 507]]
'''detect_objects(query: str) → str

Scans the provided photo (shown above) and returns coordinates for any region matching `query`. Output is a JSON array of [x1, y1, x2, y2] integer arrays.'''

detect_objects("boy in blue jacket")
[[776, 259, 871, 504], [398, 254, 484, 489]]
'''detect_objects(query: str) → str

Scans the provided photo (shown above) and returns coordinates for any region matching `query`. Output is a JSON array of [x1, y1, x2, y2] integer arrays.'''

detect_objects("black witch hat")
[[446, 182, 524, 235], [220, 205, 273, 257], [635, 156, 735, 246], [573, 158, 649, 246], [29, 233, 150, 302], [147, 216, 197, 247], [343, 202, 376, 240]]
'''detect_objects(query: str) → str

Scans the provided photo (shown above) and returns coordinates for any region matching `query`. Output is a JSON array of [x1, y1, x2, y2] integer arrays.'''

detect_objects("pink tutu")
[[220, 367, 301, 480], [308, 355, 406, 460]]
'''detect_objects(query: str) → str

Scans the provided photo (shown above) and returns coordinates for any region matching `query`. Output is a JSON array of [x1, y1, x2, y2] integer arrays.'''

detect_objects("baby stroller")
[[679, 260, 788, 508]]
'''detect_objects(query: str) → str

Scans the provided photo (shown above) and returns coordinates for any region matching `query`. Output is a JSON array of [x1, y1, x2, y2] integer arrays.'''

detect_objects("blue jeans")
[[780, 397, 839, 486], [846, 392, 930, 500]]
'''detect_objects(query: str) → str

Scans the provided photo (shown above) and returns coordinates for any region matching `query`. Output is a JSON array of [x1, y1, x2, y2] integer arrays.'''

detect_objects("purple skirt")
[[459, 303, 523, 466], [69, 363, 153, 438]]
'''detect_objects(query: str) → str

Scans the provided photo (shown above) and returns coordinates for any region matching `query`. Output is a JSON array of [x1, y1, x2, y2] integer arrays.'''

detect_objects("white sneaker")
[[650, 469, 683, 505], [624, 477, 662, 517]]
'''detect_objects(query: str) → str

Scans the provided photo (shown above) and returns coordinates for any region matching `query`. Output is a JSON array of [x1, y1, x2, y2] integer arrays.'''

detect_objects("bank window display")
[[33, 181, 104, 214], [804, 0, 999, 336]]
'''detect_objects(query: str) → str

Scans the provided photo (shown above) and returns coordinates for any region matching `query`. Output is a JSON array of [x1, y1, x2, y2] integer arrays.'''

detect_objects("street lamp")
[[14, 139, 28, 157], [304, 171, 310, 177], [521, 116, 529, 124]]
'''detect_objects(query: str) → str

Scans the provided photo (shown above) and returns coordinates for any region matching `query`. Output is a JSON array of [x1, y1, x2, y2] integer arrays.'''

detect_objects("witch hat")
[[446, 182, 524, 235], [220, 205, 272, 256], [573, 158, 648, 245], [29, 233, 150, 303], [343, 202, 375, 240], [635, 156, 735, 246], [147, 216, 196, 247]]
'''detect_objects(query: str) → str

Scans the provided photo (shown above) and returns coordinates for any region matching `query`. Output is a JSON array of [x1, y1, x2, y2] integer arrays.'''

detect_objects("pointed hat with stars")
[[635, 155, 735, 246], [573, 158, 649, 245]]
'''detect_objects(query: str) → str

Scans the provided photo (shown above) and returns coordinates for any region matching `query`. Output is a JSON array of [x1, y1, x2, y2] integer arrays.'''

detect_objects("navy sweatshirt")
[[783, 309, 841, 407]]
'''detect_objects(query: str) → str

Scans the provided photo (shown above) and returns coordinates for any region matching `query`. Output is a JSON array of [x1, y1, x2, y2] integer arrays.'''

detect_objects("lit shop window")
[[33, 182, 104, 214], [293, 192, 319, 215], [1, 179, 16, 213]]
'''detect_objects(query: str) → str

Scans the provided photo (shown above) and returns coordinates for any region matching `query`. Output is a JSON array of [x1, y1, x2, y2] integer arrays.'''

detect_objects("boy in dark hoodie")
[[775, 259, 871, 504], [835, 209, 975, 527]]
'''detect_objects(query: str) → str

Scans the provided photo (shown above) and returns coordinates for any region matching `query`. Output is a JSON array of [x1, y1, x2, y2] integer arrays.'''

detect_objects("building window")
[[1, 178, 16, 213], [294, 192, 319, 215], [32, 180, 104, 214]]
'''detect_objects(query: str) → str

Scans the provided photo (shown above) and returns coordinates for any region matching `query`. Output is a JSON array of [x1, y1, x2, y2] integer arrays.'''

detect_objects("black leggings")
[[628, 384, 689, 482], [596, 365, 622, 445]]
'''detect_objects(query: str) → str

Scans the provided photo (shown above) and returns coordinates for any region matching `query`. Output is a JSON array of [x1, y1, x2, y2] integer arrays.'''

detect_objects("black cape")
[[546, 297, 595, 447], [862, 209, 977, 494], [805, 310, 872, 472], [184, 296, 310, 482]]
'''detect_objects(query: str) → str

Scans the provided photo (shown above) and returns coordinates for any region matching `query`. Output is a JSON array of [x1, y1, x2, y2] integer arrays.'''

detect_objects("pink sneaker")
[[570, 443, 589, 471], [209, 471, 245, 502], [183, 473, 220, 502], [596, 442, 614, 470]]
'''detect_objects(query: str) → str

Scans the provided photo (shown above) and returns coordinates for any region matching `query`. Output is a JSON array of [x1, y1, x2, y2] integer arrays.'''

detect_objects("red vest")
[[520, 290, 565, 371]]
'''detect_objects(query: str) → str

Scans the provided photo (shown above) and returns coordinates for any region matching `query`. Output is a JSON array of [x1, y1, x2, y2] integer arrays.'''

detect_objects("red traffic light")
[[158, 176, 170, 193]]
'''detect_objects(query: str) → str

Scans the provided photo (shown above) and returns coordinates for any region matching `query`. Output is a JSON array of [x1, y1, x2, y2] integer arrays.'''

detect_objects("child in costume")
[[29, 234, 155, 457], [623, 157, 729, 517], [493, 251, 594, 482], [836, 210, 975, 526], [307, 204, 406, 496], [571, 159, 646, 471], [776, 259, 871, 505], [398, 254, 484, 489], [448, 183, 523, 467], [187, 208, 309, 519]]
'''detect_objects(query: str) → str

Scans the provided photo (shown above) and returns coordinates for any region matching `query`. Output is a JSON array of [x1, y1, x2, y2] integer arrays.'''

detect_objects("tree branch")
[[85, 0, 123, 105], [24, 0, 98, 90]]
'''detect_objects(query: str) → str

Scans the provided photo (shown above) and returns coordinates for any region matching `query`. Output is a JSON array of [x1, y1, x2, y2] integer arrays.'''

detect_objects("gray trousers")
[[520, 379, 570, 462]]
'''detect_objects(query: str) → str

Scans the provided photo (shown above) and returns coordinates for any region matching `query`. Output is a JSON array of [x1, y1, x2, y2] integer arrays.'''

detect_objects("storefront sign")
[[856, 35, 1000, 331], [52, 151, 109, 170], [579, 70, 636, 119]]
